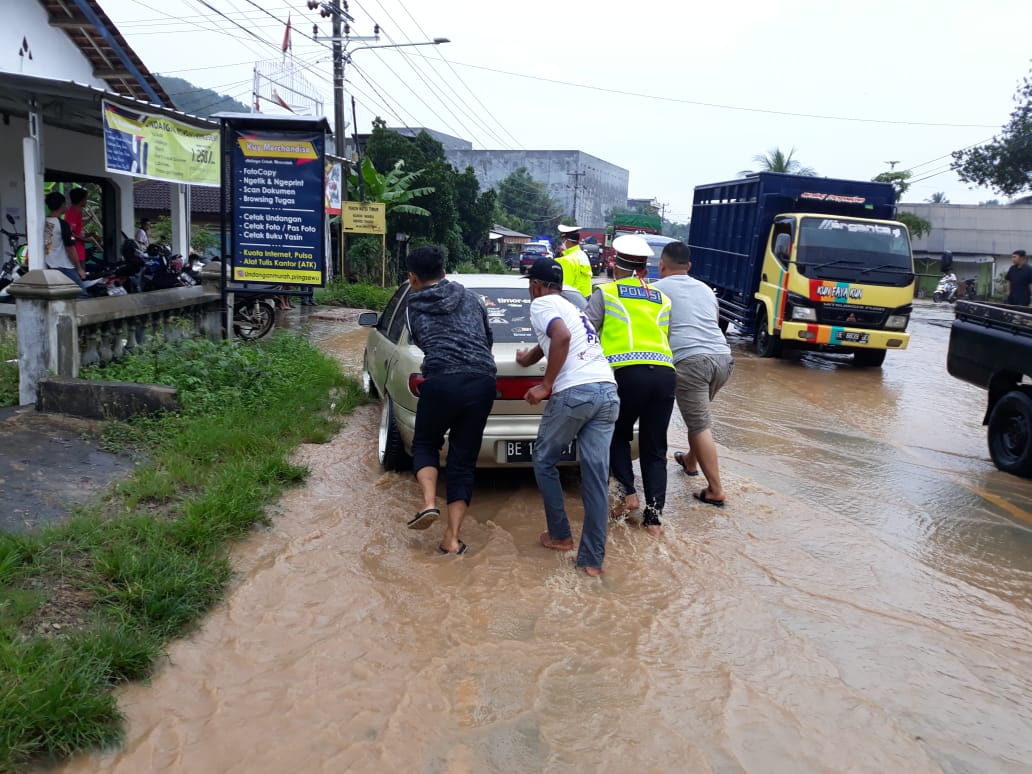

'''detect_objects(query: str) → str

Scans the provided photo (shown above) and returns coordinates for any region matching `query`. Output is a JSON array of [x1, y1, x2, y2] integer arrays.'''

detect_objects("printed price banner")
[[231, 129, 325, 285], [102, 100, 219, 186], [342, 201, 386, 234]]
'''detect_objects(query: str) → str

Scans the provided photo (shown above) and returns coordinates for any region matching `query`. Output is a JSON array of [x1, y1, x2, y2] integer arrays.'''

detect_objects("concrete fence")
[[6, 262, 225, 406]]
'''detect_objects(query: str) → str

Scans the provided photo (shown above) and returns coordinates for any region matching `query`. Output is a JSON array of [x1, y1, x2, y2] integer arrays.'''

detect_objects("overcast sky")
[[102, 0, 1032, 222]]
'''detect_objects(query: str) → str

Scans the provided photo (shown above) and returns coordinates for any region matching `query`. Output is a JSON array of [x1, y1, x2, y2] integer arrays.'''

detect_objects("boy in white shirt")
[[517, 258, 620, 576]]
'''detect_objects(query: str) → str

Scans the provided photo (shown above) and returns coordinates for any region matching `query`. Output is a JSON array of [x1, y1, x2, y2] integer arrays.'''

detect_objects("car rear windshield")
[[471, 288, 537, 342], [523, 245, 546, 253], [462, 288, 584, 342]]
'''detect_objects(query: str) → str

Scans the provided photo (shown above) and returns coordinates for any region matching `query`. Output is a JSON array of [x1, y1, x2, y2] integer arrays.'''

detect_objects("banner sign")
[[230, 129, 325, 285], [342, 201, 386, 234], [325, 161, 342, 215], [102, 100, 219, 186]]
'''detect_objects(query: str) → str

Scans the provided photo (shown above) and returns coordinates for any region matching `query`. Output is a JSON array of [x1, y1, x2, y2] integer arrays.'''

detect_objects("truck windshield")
[[795, 217, 913, 285]]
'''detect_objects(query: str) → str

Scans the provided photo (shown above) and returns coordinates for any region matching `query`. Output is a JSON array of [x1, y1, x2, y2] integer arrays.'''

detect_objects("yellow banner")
[[102, 100, 220, 187], [236, 137, 318, 161], [342, 201, 386, 234]]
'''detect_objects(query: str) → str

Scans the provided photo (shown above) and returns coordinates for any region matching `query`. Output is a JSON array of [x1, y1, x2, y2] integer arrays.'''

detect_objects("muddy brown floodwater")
[[58, 303, 1032, 773]]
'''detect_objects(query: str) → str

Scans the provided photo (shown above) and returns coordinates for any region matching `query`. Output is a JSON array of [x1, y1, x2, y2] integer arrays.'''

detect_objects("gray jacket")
[[406, 279, 497, 379]]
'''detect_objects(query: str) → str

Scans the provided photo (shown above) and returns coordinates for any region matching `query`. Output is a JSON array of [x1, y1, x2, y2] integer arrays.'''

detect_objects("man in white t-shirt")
[[516, 257, 620, 577], [652, 241, 734, 507]]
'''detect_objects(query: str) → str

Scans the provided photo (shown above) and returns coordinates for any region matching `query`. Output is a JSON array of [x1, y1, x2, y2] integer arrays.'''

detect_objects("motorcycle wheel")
[[233, 299, 276, 340], [933, 292, 943, 303]]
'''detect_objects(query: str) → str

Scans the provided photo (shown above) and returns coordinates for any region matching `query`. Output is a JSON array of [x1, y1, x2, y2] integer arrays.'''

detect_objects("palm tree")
[[741, 147, 817, 177], [926, 192, 950, 204]]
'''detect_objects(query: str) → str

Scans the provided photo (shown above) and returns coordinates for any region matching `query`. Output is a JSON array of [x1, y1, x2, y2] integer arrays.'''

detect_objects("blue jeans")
[[533, 381, 620, 570], [53, 267, 89, 299]]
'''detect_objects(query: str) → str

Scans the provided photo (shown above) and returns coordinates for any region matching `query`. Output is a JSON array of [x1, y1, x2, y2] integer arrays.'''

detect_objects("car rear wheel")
[[379, 397, 412, 472], [987, 390, 1032, 478]]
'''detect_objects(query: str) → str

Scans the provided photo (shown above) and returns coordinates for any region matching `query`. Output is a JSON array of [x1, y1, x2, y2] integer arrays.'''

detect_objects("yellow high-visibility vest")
[[557, 245, 593, 298], [600, 278, 674, 368]]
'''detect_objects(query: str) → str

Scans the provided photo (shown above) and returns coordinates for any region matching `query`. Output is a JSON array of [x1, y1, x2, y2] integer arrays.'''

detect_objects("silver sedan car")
[[359, 274, 634, 470]]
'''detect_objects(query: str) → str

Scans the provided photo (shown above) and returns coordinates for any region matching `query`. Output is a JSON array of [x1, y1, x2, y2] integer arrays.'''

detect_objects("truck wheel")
[[755, 306, 781, 358], [852, 349, 886, 368], [987, 390, 1032, 478], [378, 397, 412, 472]]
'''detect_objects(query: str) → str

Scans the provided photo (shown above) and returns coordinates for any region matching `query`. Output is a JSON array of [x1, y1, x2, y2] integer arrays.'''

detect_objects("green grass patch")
[[314, 279, 395, 311], [0, 332, 365, 771], [0, 329, 17, 409]]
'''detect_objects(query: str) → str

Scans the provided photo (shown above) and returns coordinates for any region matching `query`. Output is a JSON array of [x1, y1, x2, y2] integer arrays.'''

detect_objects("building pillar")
[[8, 270, 81, 405], [22, 136, 45, 271], [170, 183, 191, 256]]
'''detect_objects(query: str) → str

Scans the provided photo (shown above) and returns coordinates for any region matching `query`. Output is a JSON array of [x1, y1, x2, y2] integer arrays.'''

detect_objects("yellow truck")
[[688, 173, 915, 367]]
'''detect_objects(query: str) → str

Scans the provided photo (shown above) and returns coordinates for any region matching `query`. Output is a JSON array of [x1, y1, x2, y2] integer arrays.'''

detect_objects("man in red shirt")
[[65, 188, 89, 269]]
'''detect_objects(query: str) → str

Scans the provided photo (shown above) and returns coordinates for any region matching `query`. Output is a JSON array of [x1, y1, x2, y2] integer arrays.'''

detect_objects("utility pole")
[[567, 169, 585, 223], [307, 0, 356, 153]]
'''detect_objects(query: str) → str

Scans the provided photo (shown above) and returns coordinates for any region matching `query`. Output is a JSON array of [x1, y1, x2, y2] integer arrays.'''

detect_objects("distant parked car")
[[582, 242, 603, 275], [358, 274, 622, 471], [518, 242, 552, 274]]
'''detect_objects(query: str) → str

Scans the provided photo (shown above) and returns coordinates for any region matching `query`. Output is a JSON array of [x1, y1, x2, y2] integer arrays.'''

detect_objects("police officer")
[[555, 223, 593, 299], [584, 234, 676, 535]]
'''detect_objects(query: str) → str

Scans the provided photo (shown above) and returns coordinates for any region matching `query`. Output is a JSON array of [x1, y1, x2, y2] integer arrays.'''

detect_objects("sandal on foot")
[[408, 507, 440, 530], [692, 488, 725, 508], [674, 451, 699, 476], [437, 541, 468, 555]]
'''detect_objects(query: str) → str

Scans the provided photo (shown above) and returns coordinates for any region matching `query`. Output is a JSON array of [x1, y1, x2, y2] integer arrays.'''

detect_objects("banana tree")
[[347, 157, 434, 216]]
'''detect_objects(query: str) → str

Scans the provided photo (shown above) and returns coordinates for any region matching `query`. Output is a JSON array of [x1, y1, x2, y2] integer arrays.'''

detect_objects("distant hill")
[[156, 75, 251, 117]]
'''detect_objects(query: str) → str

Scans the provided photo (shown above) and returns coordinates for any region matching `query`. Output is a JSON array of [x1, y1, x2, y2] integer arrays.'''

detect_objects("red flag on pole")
[[282, 15, 292, 53]]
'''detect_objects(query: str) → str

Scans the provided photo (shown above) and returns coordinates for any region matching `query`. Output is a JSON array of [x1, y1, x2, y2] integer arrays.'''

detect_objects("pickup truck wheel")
[[755, 307, 781, 358], [987, 390, 1032, 478], [852, 349, 886, 368], [378, 397, 412, 472]]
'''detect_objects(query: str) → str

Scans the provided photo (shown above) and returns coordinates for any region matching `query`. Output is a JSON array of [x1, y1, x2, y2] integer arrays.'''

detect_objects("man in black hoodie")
[[404, 246, 497, 554]]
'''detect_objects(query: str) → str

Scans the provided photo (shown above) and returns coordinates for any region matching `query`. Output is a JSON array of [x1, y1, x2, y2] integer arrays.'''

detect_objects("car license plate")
[[503, 440, 576, 463], [836, 331, 870, 344]]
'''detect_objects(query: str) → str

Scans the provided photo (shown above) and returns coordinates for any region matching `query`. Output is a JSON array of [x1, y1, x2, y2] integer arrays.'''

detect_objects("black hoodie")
[[406, 279, 497, 379]]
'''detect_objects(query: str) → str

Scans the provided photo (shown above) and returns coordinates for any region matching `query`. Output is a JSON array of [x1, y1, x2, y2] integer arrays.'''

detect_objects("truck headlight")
[[791, 306, 817, 322], [885, 314, 909, 330]]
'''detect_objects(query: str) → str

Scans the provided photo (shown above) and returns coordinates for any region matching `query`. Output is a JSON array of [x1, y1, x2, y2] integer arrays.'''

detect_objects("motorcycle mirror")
[[5, 214, 14, 226]]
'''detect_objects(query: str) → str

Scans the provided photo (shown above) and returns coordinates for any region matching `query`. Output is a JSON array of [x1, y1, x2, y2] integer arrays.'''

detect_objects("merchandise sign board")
[[102, 100, 219, 186], [342, 201, 386, 234], [231, 129, 325, 285]]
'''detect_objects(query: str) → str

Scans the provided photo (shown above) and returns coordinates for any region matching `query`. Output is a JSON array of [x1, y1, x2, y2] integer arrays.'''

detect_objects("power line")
[[391, 0, 523, 150], [445, 60, 1002, 129]]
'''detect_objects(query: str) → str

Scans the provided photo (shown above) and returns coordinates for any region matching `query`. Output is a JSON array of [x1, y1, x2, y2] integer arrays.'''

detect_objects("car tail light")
[[408, 373, 426, 396], [495, 376, 541, 400]]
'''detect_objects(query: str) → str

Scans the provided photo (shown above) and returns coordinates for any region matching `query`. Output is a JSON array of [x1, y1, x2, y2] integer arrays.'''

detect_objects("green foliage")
[[314, 279, 396, 310], [742, 147, 817, 176], [147, 215, 218, 254], [873, 170, 912, 199], [0, 330, 17, 408], [155, 75, 251, 117], [347, 157, 434, 217], [495, 167, 561, 234], [953, 67, 1032, 196], [926, 192, 950, 204], [896, 211, 932, 239], [0, 333, 362, 770]]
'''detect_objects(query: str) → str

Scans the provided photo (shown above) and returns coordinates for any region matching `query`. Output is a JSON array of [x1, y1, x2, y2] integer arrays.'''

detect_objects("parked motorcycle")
[[933, 273, 958, 303], [0, 214, 28, 303], [232, 290, 277, 340], [963, 277, 977, 300]]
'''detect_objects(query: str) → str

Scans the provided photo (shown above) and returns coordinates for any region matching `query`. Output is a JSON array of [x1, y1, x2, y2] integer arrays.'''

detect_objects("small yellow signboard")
[[342, 201, 386, 235]]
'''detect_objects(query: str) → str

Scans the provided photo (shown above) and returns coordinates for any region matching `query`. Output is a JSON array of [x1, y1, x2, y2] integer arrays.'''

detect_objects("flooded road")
[[59, 302, 1032, 773]]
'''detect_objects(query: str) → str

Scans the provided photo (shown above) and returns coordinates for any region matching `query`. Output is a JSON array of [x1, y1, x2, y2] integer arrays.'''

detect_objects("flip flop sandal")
[[674, 451, 699, 476], [407, 507, 440, 530], [437, 541, 468, 555], [692, 488, 725, 508]]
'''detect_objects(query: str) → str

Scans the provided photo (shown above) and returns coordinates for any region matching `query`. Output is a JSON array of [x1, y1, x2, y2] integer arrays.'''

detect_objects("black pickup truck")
[[947, 300, 1032, 477]]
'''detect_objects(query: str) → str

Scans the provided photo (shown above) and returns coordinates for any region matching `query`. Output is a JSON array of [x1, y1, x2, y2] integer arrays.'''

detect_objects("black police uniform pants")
[[609, 364, 676, 515]]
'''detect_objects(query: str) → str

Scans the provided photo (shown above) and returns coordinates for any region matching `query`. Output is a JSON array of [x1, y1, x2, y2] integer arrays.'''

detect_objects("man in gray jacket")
[[404, 246, 497, 554]]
